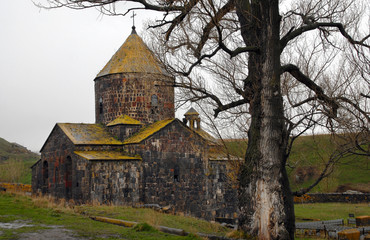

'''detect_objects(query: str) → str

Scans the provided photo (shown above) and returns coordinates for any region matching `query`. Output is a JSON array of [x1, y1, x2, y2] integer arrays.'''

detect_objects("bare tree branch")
[[213, 98, 249, 118], [293, 145, 358, 196], [194, 0, 235, 57], [282, 64, 339, 116], [280, 22, 370, 52]]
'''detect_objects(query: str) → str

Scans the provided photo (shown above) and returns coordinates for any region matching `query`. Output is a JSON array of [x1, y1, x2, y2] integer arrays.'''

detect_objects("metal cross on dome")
[[131, 11, 137, 27]]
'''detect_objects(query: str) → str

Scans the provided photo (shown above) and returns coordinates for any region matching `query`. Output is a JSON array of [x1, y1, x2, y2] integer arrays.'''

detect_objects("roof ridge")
[[107, 114, 142, 126], [123, 119, 175, 144]]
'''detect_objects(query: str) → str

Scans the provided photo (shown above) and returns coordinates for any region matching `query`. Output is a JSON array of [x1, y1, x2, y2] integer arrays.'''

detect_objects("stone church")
[[32, 27, 238, 220]]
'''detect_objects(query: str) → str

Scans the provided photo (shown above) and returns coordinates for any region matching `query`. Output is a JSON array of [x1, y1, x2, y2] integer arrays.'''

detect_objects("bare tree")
[[37, 0, 369, 238]]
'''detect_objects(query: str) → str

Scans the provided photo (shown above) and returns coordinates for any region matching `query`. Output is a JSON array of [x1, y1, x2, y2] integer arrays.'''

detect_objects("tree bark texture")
[[237, 1, 295, 239]]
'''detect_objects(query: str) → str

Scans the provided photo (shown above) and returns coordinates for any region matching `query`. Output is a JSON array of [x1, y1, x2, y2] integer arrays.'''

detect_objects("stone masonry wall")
[[89, 159, 141, 205], [33, 126, 86, 201], [95, 73, 174, 125], [107, 124, 143, 142], [31, 160, 42, 194], [294, 193, 370, 203], [207, 160, 239, 220], [124, 120, 238, 220], [34, 125, 123, 203]]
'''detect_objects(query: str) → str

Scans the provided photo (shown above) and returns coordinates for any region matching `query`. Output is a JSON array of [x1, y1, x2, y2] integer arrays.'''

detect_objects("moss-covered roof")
[[74, 151, 141, 161], [107, 115, 142, 126], [123, 119, 175, 144], [96, 32, 169, 78], [58, 123, 122, 145]]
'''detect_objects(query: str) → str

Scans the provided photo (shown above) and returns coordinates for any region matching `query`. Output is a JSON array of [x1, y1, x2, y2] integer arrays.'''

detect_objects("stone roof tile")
[[58, 123, 122, 145]]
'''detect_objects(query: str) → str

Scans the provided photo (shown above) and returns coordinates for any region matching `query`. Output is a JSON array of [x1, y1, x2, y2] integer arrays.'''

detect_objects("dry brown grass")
[[142, 208, 163, 226], [30, 193, 77, 214]]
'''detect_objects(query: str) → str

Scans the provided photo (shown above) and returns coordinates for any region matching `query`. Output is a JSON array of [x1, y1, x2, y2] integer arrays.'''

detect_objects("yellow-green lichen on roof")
[[97, 31, 169, 78], [123, 119, 175, 144], [58, 123, 122, 145], [74, 151, 141, 161], [107, 115, 142, 126]]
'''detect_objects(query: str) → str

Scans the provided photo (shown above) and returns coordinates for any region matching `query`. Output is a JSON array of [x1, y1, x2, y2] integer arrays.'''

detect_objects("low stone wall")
[[0, 182, 32, 193], [294, 193, 369, 203]]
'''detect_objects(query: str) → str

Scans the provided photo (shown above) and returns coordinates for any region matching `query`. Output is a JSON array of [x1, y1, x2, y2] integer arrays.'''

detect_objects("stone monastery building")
[[32, 27, 238, 220]]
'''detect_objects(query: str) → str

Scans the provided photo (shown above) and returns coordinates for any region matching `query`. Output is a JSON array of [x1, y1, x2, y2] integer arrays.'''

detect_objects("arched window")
[[65, 156, 72, 199], [99, 97, 103, 114], [42, 161, 48, 181], [42, 161, 49, 193], [151, 95, 158, 107]]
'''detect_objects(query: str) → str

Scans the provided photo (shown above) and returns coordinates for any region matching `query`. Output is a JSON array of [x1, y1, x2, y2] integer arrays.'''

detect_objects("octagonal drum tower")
[[94, 27, 175, 125]]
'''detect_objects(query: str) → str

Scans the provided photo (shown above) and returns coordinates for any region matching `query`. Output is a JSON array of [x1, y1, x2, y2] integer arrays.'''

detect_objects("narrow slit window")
[[174, 165, 180, 182], [99, 97, 103, 114]]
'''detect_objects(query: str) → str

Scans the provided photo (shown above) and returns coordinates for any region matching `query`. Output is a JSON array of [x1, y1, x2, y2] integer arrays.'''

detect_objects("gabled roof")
[[96, 31, 169, 78], [123, 119, 175, 144], [74, 151, 141, 161], [107, 115, 142, 126], [57, 123, 122, 145]]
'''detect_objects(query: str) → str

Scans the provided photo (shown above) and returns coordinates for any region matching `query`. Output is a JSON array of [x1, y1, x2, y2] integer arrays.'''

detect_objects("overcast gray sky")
[[0, 0, 164, 152]]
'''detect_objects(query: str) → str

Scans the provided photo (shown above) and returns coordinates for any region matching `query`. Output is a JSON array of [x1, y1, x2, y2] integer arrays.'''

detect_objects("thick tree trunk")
[[236, 0, 295, 239]]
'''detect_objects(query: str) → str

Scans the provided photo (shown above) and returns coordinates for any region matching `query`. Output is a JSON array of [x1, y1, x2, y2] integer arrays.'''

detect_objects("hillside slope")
[[224, 135, 369, 193], [0, 137, 39, 184]]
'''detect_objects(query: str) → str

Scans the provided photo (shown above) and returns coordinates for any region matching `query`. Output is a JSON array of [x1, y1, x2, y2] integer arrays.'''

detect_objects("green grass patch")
[[76, 205, 228, 235], [1, 192, 369, 240], [134, 222, 157, 232], [294, 202, 370, 221], [0, 192, 205, 239]]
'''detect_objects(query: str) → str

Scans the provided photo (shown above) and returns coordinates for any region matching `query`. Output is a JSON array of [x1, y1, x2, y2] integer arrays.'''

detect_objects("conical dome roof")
[[97, 28, 169, 78], [184, 107, 199, 115]]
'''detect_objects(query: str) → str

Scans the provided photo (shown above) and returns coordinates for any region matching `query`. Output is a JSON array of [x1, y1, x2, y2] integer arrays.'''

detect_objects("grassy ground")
[[295, 202, 370, 221], [1, 191, 369, 240], [0, 192, 226, 239], [294, 203, 370, 240], [75, 205, 226, 235]]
